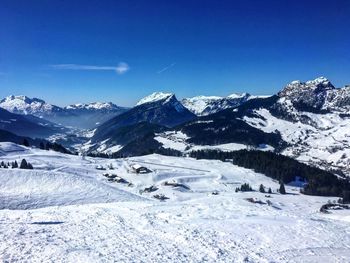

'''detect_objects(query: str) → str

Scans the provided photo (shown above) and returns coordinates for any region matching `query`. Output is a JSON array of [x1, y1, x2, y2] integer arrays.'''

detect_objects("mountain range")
[[1, 77, 350, 176], [0, 95, 127, 129]]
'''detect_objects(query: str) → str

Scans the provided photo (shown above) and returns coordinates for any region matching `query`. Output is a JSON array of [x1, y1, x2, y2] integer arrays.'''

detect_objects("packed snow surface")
[[0, 142, 349, 262]]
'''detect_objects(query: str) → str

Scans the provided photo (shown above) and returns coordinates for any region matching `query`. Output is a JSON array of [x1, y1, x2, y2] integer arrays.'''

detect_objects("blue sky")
[[0, 0, 349, 106]]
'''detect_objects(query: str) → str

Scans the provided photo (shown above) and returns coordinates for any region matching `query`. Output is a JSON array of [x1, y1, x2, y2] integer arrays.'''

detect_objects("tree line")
[[188, 149, 350, 201], [22, 139, 73, 154], [0, 159, 33, 169]]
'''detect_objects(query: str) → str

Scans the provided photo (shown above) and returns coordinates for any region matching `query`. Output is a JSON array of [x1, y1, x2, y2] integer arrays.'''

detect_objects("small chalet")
[[131, 164, 151, 174]]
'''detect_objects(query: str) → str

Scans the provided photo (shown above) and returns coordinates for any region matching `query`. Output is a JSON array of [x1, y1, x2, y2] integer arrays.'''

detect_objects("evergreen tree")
[[343, 190, 350, 204], [45, 142, 51, 150], [259, 184, 265, 193], [240, 183, 253, 192], [22, 139, 30, 147], [279, 182, 286, 195], [11, 161, 18, 168], [20, 159, 28, 169], [268, 187, 272, 194], [39, 142, 45, 150]]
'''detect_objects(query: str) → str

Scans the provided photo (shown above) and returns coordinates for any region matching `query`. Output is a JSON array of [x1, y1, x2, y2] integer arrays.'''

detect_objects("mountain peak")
[[285, 77, 334, 90], [305, 76, 330, 86], [277, 77, 338, 112], [136, 92, 174, 106], [227, 92, 250, 99], [2, 95, 27, 102], [182, 93, 251, 116], [280, 77, 335, 97], [0, 95, 53, 115], [2, 95, 48, 105]]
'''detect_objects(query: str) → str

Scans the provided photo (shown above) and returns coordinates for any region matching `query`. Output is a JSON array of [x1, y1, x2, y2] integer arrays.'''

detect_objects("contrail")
[[157, 63, 176, 74]]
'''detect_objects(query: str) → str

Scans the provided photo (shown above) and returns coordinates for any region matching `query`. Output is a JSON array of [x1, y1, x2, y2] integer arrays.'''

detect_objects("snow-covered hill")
[[0, 143, 349, 261]]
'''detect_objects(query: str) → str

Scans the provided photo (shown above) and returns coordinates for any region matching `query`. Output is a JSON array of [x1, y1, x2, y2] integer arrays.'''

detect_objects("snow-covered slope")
[[244, 106, 350, 175], [0, 144, 349, 261], [154, 131, 274, 152], [182, 93, 251, 116], [238, 77, 350, 175]]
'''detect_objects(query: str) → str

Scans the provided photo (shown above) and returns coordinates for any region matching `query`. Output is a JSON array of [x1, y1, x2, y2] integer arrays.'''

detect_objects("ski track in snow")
[[0, 143, 350, 262]]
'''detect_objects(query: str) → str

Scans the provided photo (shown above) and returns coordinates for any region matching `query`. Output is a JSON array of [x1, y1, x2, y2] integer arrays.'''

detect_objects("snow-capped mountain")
[[5, 78, 350, 177], [113, 77, 350, 177], [181, 93, 251, 116], [135, 92, 191, 115], [63, 102, 128, 129], [277, 76, 350, 113], [86, 92, 196, 153], [0, 95, 127, 129], [277, 77, 335, 112], [0, 95, 68, 117], [65, 102, 125, 112]]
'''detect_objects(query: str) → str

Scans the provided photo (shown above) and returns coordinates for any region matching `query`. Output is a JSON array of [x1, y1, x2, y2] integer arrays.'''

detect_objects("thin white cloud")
[[51, 62, 130, 75], [157, 63, 176, 74]]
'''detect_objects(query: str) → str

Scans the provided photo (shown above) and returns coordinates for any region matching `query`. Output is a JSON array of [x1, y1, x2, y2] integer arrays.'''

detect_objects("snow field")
[[0, 143, 350, 262]]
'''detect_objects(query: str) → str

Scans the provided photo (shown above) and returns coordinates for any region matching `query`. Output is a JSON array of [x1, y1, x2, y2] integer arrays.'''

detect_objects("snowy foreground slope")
[[0, 143, 350, 262]]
